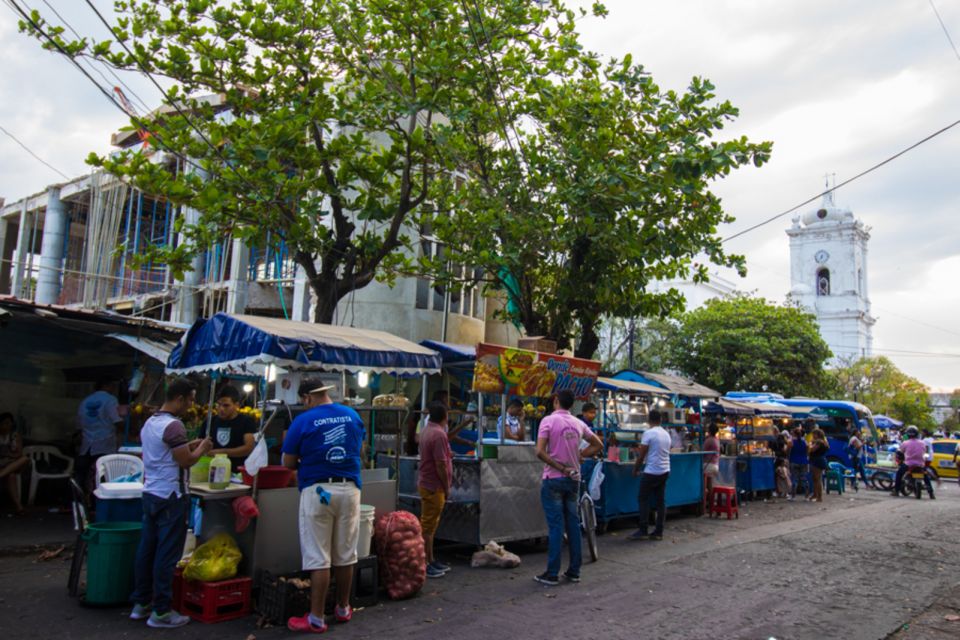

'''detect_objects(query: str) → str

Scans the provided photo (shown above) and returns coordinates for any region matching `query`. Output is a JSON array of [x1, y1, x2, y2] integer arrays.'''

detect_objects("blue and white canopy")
[[167, 313, 442, 376]]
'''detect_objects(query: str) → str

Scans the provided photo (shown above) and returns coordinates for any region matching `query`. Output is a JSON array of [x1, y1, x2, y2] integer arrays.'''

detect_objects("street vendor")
[[282, 382, 364, 633], [416, 390, 475, 450], [496, 398, 526, 442], [576, 402, 598, 429], [201, 385, 256, 468]]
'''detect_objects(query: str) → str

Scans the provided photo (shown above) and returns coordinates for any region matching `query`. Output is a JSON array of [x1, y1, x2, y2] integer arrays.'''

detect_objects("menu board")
[[471, 343, 601, 400]]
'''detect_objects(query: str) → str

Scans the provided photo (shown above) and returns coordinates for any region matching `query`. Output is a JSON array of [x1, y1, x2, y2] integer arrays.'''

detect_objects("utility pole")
[[627, 318, 635, 370]]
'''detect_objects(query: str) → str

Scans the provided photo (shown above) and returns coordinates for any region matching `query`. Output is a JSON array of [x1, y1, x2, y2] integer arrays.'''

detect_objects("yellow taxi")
[[930, 439, 960, 479]]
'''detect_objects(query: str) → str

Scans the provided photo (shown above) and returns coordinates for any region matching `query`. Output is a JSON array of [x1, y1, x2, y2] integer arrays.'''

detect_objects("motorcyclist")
[[893, 426, 935, 499]]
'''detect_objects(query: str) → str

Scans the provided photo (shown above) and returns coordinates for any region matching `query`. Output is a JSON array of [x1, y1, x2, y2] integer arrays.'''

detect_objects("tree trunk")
[[575, 319, 601, 360]]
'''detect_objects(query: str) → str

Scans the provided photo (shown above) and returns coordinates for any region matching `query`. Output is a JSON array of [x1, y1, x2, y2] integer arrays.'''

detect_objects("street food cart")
[[388, 342, 601, 545], [165, 312, 442, 576], [581, 373, 716, 527]]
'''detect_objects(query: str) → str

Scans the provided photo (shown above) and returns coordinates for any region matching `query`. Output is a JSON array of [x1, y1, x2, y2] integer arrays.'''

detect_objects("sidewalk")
[[0, 508, 75, 556]]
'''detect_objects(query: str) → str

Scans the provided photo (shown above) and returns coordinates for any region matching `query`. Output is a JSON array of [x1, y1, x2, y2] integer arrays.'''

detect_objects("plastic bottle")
[[208, 453, 232, 490], [181, 528, 197, 561]]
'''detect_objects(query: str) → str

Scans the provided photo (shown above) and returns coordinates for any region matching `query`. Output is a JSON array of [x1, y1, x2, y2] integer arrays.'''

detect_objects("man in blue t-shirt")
[[282, 383, 365, 633]]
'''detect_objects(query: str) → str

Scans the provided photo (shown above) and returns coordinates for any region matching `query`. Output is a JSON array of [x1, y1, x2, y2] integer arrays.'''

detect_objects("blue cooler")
[[94, 482, 144, 522]]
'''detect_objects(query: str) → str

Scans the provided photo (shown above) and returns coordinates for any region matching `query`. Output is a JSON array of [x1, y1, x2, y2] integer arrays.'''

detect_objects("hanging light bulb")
[[242, 383, 255, 394], [357, 371, 370, 388]]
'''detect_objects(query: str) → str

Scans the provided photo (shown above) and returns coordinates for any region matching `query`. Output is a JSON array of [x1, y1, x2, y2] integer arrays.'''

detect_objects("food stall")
[[581, 373, 716, 527], [165, 312, 442, 577], [706, 398, 808, 497], [387, 342, 601, 545]]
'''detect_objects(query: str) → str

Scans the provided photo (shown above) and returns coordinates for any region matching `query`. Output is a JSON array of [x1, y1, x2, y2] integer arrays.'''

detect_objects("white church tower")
[[787, 184, 875, 363]]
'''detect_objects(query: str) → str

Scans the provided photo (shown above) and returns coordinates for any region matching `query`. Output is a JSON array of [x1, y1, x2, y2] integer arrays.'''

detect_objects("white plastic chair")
[[23, 445, 74, 506], [95, 454, 144, 488]]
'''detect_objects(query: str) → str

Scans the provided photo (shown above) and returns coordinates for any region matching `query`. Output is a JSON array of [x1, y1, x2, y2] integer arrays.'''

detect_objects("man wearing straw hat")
[[283, 381, 365, 633]]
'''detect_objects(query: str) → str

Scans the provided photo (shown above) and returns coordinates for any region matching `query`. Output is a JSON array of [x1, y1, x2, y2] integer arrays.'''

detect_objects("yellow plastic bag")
[[183, 533, 242, 582]]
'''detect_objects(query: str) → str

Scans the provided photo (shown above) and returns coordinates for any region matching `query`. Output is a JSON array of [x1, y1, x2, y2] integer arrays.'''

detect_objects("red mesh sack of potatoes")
[[374, 510, 426, 600]]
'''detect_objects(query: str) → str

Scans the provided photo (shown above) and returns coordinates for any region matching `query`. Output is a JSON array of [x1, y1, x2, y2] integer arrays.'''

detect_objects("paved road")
[[2, 484, 959, 640]]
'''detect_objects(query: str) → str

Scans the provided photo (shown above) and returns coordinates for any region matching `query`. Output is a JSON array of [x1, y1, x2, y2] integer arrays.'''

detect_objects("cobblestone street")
[[3, 483, 959, 640]]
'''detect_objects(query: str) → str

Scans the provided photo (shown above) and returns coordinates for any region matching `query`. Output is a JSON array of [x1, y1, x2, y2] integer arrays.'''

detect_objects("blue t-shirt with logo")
[[282, 403, 365, 490]]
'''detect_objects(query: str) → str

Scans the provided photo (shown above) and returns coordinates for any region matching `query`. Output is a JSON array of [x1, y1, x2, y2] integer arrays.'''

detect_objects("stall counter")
[[581, 452, 708, 526], [383, 443, 547, 546]]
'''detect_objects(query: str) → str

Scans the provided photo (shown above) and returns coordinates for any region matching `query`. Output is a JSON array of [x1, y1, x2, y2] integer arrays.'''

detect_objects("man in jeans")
[[75, 378, 123, 494], [789, 425, 811, 501], [418, 402, 453, 578], [534, 390, 602, 586], [628, 409, 671, 541], [283, 383, 365, 633], [131, 378, 212, 628]]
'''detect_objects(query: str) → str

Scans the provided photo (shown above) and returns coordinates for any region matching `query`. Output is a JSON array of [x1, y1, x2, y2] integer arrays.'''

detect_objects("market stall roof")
[[738, 401, 816, 416], [873, 414, 903, 429], [704, 399, 755, 415], [419, 340, 476, 364], [611, 369, 719, 398], [108, 333, 177, 363], [595, 376, 669, 395], [167, 313, 442, 375]]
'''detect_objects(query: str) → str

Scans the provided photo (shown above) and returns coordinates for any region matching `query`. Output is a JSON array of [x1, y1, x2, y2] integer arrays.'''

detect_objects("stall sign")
[[471, 343, 601, 400]]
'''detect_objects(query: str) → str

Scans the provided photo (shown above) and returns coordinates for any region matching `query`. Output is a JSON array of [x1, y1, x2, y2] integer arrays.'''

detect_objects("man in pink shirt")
[[894, 426, 934, 498], [534, 390, 602, 586]]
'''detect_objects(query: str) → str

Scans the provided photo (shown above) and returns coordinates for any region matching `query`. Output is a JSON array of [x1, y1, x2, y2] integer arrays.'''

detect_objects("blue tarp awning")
[[419, 340, 476, 365], [167, 313, 442, 376], [873, 414, 903, 429]]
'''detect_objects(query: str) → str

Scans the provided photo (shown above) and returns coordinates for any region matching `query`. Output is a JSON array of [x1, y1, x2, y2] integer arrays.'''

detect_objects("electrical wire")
[[81, 0, 245, 185], [36, 0, 152, 114], [928, 0, 960, 63], [0, 123, 70, 179], [723, 116, 960, 243]]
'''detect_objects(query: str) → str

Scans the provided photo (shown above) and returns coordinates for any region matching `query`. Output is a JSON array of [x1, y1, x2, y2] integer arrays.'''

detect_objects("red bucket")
[[240, 465, 294, 489]]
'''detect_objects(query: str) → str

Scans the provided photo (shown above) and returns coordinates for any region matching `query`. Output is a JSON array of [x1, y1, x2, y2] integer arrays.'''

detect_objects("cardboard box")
[[518, 336, 558, 354]]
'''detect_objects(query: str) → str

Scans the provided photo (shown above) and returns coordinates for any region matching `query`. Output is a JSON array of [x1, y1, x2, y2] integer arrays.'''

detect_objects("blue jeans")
[[637, 472, 669, 536], [540, 477, 581, 578], [131, 492, 189, 614]]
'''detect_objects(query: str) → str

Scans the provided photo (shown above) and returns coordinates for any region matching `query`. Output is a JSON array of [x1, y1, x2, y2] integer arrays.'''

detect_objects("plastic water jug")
[[208, 454, 232, 490]]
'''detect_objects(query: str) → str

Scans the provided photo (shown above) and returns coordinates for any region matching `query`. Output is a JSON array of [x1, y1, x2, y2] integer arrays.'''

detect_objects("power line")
[[722, 116, 960, 243], [928, 0, 960, 63], [0, 123, 70, 179], [6, 0, 271, 231], [81, 0, 237, 179], [36, 0, 151, 114]]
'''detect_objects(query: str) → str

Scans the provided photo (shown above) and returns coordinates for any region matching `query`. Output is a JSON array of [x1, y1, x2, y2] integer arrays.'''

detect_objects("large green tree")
[[830, 356, 935, 428], [21, 0, 588, 322], [430, 54, 771, 357], [666, 295, 833, 397]]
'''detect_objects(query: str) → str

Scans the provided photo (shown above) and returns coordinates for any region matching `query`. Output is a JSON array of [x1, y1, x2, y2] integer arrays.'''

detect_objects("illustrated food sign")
[[472, 343, 601, 400]]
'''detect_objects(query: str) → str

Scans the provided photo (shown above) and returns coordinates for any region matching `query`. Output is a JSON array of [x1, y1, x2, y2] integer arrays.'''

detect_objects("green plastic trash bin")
[[82, 521, 142, 605]]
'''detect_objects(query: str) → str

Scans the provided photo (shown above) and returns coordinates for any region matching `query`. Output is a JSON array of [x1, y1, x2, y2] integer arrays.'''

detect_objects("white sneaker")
[[129, 603, 151, 620], [146, 611, 191, 628]]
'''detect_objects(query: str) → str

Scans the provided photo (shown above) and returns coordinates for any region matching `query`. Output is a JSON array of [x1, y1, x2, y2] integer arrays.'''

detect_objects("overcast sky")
[[0, 1, 958, 390]]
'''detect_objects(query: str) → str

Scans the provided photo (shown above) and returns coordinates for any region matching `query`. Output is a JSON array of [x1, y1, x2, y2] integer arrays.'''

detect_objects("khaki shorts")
[[704, 463, 720, 479], [418, 487, 446, 536], [299, 482, 361, 570]]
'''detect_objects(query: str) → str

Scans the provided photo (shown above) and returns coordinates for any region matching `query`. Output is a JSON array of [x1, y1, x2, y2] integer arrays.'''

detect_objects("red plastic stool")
[[709, 486, 739, 519]]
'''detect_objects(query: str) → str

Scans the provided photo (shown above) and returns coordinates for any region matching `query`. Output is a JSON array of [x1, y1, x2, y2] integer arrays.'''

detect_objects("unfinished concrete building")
[[0, 103, 517, 347]]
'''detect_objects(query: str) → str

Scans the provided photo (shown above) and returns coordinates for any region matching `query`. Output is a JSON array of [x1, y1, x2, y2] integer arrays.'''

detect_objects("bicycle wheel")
[[872, 472, 893, 492], [580, 494, 598, 563]]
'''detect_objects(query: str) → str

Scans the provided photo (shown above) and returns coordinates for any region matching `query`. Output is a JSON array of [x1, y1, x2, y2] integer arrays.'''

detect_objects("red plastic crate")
[[179, 576, 252, 624], [172, 567, 184, 612]]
